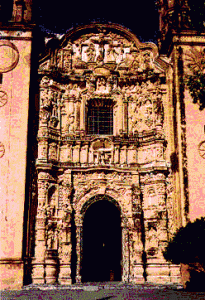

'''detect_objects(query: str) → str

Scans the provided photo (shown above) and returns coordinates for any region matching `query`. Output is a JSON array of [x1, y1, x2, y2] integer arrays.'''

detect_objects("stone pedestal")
[[59, 262, 72, 285], [146, 263, 171, 283], [133, 263, 145, 283], [32, 259, 45, 284], [170, 264, 181, 284], [45, 250, 58, 284]]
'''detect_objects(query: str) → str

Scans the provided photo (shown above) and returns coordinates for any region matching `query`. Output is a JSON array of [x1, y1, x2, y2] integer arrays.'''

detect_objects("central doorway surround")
[[82, 199, 121, 282]]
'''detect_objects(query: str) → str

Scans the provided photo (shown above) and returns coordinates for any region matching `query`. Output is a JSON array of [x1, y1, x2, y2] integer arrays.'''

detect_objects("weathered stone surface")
[[2, 1, 205, 290]]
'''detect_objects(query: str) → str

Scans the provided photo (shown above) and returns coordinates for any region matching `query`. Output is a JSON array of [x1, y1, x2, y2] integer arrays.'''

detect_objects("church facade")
[[1, 0, 205, 289]]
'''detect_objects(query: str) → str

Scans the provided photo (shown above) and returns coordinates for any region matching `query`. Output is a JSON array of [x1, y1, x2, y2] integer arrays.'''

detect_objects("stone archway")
[[81, 196, 122, 282]]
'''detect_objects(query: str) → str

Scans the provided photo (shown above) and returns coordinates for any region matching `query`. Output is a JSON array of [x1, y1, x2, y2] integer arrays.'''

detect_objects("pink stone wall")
[[185, 89, 205, 221], [0, 34, 32, 289]]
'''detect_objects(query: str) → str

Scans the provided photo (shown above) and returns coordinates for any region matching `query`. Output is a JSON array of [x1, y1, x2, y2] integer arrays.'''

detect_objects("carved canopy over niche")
[[38, 23, 167, 137]]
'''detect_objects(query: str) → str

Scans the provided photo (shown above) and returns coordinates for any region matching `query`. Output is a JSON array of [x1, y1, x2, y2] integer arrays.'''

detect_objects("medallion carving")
[[0, 41, 19, 73]]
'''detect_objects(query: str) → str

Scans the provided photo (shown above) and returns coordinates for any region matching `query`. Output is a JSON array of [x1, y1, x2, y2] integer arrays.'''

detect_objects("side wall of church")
[[169, 36, 205, 224], [0, 29, 33, 290]]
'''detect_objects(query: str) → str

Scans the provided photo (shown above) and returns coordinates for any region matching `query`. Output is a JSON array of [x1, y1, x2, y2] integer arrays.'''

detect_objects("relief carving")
[[85, 42, 96, 62], [34, 24, 172, 284]]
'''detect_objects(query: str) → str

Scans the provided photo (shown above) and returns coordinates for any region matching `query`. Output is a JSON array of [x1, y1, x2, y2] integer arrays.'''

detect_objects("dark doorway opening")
[[82, 199, 121, 282]]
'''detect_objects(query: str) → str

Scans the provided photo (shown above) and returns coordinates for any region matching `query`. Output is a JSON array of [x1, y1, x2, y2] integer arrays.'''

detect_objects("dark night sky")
[[35, 0, 159, 44]]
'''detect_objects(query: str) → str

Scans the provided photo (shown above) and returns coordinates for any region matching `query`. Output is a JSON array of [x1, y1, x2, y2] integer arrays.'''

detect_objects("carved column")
[[58, 170, 72, 285], [120, 144, 127, 165], [75, 99, 81, 134], [73, 142, 81, 165], [123, 99, 128, 134], [80, 143, 89, 165], [58, 217, 72, 285], [140, 172, 170, 284], [75, 216, 83, 283], [32, 176, 49, 284], [114, 144, 120, 165], [131, 186, 144, 283], [80, 97, 86, 133], [38, 140, 48, 161], [121, 219, 129, 282], [61, 96, 69, 135]]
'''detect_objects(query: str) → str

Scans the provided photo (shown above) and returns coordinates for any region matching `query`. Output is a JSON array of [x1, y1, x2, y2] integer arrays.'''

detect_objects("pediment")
[[38, 23, 167, 77]]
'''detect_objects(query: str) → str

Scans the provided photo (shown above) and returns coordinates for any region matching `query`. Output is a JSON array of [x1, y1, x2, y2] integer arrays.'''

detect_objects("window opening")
[[87, 99, 113, 135]]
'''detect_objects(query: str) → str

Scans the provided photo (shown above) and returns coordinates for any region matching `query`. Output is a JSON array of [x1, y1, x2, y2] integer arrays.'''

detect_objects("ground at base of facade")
[[1, 283, 205, 300]]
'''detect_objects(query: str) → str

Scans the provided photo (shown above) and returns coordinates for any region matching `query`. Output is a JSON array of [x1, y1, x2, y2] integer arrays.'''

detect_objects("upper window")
[[87, 99, 113, 135]]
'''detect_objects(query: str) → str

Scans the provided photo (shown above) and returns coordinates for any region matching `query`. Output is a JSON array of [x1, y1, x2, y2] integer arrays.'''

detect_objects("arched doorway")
[[82, 198, 121, 282]]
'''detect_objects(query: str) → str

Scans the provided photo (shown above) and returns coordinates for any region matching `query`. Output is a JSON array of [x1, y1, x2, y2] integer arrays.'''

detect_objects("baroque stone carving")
[[33, 24, 173, 285]]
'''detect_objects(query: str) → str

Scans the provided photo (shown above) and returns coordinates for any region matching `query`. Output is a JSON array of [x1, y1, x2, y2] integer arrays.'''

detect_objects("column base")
[[146, 263, 175, 284], [169, 264, 181, 284], [31, 259, 45, 284], [45, 250, 58, 284], [59, 263, 72, 285], [132, 263, 145, 283]]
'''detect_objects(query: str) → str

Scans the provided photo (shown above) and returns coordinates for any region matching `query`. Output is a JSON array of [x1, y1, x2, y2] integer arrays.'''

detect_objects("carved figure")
[[67, 114, 75, 132], [96, 77, 106, 92], [96, 45, 104, 63], [106, 42, 118, 62], [85, 43, 96, 62]]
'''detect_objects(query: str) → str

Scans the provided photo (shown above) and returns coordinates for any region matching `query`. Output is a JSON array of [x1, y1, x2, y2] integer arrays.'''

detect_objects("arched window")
[[87, 98, 113, 135]]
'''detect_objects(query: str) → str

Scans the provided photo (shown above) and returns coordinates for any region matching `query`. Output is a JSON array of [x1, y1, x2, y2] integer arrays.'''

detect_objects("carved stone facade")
[[30, 23, 180, 284], [2, 0, 205, 290]]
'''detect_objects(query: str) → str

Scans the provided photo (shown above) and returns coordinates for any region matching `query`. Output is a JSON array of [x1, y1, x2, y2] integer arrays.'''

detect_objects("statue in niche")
[[45, 203, 57, 249], [129, 101, 138, 134], [96, 45, 104, 64], [96, 76, 106, 92], [130, 45, 142, 72], [67, 114, 75, 133], [85, 73, 95, 92], [85, 42, 96, 62], [74, 43, 82, 59], [144, 100, 153, 127], [106, 42, 118, 62], [143, 51, 153, 70], [41, 89, 52, 110]]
